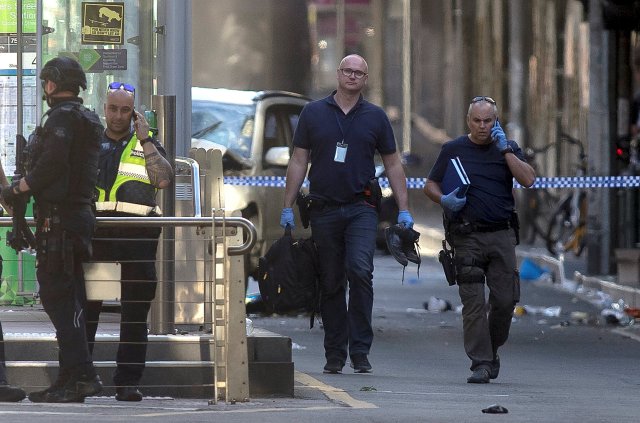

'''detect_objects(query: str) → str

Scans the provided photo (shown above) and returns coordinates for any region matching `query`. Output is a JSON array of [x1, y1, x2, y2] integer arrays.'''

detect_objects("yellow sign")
[[81, 2, 124, 45]]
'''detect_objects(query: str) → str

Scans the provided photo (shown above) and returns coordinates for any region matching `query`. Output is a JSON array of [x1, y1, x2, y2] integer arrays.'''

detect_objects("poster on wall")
[[81, 2, 125, 45]]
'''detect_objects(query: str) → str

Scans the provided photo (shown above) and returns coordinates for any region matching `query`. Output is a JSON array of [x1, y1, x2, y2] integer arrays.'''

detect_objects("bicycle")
[[521, 144, 560, 245], [545, 133, 588, 257]]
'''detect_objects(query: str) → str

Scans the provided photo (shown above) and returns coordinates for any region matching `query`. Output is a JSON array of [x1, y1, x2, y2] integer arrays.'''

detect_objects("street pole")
[[587, 0, 612, 274], [402, 0, 411, 154]]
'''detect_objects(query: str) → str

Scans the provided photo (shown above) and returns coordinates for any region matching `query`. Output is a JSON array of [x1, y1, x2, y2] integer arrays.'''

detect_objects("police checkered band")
[[221, 175, 640, 189]]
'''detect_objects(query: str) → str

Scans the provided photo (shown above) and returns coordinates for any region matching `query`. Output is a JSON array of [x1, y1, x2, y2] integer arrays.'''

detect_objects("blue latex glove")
[[397, 210, 414, 229], [441, 188, 467, 213], [280, 207, 295, 229], [490, 120, 509, 153]]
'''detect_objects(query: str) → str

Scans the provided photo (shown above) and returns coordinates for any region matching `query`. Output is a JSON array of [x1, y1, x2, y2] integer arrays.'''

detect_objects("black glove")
[[0, 181, 20, 207]]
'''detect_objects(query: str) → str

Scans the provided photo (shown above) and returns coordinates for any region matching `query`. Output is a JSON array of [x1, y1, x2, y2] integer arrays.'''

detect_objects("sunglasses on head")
[[108, 82, 135, 95], [470, 96, 496, 105]]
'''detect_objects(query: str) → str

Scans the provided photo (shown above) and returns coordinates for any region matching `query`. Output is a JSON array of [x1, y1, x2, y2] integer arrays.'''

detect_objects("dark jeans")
[[310, 201, 377, 363], [451, 229, 520, 372], [85, 226, 160, 387]]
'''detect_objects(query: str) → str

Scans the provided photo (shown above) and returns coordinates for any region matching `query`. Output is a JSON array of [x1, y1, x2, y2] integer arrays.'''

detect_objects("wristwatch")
[[501, 146, 514, 155], [139, 137, 152, 146]]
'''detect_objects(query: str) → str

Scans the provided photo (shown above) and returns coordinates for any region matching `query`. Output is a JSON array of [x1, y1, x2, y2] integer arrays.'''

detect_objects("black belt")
[[450, 220, 511, 234], [473, 220, 511, 232], [308, 193, 367, 211]]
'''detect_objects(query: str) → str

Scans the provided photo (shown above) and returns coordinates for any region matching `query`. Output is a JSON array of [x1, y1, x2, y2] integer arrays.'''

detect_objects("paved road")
[[2, 252, 637, 422], [0, 204, 637, 422]]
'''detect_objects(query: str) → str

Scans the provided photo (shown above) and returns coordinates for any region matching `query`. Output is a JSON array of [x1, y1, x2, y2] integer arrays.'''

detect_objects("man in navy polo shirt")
[[424, 97, 535, 384], [281, 54, 414, 374]]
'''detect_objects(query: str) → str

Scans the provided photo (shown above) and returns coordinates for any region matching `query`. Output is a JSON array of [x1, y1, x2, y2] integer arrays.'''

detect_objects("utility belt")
[[447, 212, 520, 243], [297, 178, 382, 229], [308, 193, 367, 211], [296, 194, 364, 229], [449, 220, 511, 234]]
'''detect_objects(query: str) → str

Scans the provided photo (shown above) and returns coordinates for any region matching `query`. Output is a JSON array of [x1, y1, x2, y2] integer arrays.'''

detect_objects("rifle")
[[6, 134, 36, 254]]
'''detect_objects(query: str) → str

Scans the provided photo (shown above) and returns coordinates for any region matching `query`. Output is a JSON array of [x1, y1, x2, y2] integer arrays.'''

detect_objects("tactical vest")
[[27, 100, 102, 206], [95, 133, 162, 216]]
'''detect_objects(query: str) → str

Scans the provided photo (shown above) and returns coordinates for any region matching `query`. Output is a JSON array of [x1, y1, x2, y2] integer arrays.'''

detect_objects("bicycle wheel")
[[545, 195, 575, 256], [528, 188, 559, 244]]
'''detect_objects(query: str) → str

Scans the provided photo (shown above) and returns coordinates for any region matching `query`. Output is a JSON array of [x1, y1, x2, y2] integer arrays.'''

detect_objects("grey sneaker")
[[467, 368, 490, 384]]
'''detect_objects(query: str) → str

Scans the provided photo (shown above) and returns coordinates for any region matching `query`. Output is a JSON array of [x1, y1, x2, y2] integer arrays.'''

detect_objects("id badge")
[[334, 141, 348, 163]]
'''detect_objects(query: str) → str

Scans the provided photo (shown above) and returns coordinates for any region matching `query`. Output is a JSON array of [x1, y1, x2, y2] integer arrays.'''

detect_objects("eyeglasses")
[[108, 82, 135, 95], [339, 68, 367, 79], [470, 96, 496, 105]]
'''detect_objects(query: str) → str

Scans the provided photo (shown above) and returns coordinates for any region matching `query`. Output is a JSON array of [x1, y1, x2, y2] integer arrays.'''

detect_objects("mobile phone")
[[130, 108, 138, 132]]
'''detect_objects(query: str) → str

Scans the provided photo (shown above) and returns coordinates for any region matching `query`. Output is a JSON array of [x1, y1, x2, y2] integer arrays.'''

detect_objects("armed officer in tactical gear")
[[85, 82, 172, 402], [2, 56, 104, 402]]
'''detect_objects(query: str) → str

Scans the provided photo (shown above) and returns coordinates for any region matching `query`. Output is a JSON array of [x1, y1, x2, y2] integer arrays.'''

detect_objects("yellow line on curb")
[[295, 370, 378, 409]]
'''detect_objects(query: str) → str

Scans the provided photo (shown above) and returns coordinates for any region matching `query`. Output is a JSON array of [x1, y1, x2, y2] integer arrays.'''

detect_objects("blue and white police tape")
[[222, 175, 640, 189]]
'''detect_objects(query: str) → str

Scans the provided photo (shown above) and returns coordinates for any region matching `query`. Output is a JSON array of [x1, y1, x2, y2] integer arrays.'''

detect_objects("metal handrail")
[[0, 216, 256, 255]]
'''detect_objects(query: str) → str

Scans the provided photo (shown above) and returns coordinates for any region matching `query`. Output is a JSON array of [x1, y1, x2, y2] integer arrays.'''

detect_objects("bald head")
[[339, 54, 368, 74], [104, 89, 135, 139]]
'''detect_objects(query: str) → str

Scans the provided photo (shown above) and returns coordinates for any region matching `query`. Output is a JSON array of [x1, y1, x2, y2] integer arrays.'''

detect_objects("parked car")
[[191, 88, 311, 281]]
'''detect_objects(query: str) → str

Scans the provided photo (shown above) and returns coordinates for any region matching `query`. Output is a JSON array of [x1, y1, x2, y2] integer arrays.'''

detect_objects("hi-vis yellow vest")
[[95, 133, 162, 216]]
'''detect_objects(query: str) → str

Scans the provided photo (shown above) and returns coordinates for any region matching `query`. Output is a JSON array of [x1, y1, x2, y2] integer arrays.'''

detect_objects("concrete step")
[[3, 328, 293, 398]]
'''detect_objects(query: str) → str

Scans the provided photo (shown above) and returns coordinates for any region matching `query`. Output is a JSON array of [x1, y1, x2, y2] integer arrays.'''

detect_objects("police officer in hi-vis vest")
[[85, 82, 173, 402]]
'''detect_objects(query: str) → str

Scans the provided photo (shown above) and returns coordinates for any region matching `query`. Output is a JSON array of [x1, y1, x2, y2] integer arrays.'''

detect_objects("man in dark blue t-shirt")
[[281, 54, 414, 374], [424, 96, 535, 384]]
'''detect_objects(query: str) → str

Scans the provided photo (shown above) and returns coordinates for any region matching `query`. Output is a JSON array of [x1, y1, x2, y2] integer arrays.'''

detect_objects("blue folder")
[[441, 156, 470, 198]]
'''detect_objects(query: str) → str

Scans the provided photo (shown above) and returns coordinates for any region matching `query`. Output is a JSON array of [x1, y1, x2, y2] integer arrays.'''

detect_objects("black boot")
[[0, 383, 26, 402], [44, 372, 102, 403], [28, 368, 71, 403]]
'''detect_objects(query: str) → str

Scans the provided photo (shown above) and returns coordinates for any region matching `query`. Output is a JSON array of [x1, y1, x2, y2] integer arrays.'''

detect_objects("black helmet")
[[40, 56, 87, 95]]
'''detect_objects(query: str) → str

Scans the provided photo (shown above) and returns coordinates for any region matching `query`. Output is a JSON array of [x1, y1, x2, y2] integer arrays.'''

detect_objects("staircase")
[[4, 326, 293, 399]]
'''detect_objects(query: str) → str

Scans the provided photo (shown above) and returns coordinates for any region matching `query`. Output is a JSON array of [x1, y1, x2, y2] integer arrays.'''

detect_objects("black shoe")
[[467, 368, 490, 384], [33, 386, 84, 403], [323, 358, 344, 374], [42, 374, 103, 403], [385, 224, 422, 268], [115, 386, 143, 402], [385, 225, 408, 267], [490, 355, 500, 380], [28, 369, 72, 403], [350, 354, 372, 373], [399, 227, 421, 266], [0, 384, 26, 402]]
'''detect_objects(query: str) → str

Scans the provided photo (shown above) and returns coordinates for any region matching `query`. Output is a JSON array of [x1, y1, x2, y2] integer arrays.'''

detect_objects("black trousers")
[[85, 226, 160, 387], [36, 230, 95, 378]]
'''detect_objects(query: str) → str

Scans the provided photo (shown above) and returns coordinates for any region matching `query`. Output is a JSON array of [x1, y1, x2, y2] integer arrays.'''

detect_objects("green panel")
[[0, 0, 38, 33], [0, 177, 36, 305]]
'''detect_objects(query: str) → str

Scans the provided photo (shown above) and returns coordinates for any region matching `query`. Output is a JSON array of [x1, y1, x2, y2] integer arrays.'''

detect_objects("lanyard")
[[334, 106, 359, 142]]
